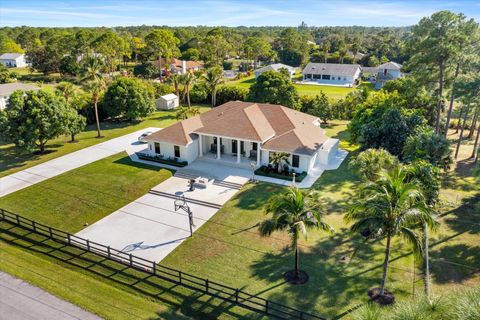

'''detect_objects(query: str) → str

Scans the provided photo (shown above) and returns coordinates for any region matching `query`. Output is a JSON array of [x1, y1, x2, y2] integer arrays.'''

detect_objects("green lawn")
[[0, 120, 478, 319], [225, 75, 372, 100], [0, 106, 209, 178]]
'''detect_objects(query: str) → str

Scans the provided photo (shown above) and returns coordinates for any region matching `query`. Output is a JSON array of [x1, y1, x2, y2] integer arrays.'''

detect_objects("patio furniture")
[[249, 149, 257, 159], [193, 177, 208, 189]]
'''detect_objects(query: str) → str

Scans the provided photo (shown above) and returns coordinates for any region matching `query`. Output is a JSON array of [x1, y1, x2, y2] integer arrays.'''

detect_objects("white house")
[[302, 63, 361, 87], [376, 61, 402, 89], [255, 63, 296, 78], [156, 93, 179, 110], [0, 83, 40, 111], [144, 101, 340, 174], [0, 53, 27, 68]]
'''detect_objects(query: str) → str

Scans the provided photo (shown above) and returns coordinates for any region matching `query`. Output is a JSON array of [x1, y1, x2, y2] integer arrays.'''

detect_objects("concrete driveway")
[[76, 173, 245, 262], [0, 128, 159, 197], [0, 271, 101, 320]]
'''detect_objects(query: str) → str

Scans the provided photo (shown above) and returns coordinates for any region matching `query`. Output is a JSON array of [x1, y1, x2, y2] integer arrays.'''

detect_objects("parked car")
[[138, 131, 153, 143]]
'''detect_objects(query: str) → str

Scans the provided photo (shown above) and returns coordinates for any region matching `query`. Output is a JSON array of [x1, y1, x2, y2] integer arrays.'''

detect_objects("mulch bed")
[[284, 270, 309, 285], [368, 287, 395, 305]]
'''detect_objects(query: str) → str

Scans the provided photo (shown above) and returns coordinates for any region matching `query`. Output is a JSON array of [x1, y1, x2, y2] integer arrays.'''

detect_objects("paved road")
[[0, 271, 101, 320], [0, 128, 159, 197]]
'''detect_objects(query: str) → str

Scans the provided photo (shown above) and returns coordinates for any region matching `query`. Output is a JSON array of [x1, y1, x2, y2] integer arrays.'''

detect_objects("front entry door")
[[154, 142, 160, 154]]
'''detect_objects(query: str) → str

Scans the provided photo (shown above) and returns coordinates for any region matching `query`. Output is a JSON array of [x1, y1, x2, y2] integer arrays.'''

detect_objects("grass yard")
[[0, 152, 173, 232], [0, 106, 209, 178], [225, 75, 373, 100], [162, 121, 480, 318]]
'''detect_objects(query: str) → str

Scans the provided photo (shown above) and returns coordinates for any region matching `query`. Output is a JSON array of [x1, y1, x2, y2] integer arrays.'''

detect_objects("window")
[[313, 74, 321, 80], [321, 74, 331, 80], [174, 145, 180, 158], [252, 142, 258, 151], [332, 76, 335, 80], [292, 155, 300, 168], [343, 77, 347, 81], [154, 142, 160, 154]]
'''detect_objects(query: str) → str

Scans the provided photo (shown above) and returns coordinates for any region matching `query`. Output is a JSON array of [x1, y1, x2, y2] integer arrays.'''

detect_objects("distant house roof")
[[145, 101, 329, 156], [255, 63, 295, 74], [378, 61, 402, 70], [348, 51, 365, 60], [302, 63, 361, 77], [0, 53, 24, 60], [154, 58, 203, 71], [361, 67, 379, 74], [158, 93, 178, 101], [0, 82, 40, 96]]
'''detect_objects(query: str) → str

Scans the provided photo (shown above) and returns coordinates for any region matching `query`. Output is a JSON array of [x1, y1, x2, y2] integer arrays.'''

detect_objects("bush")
[[102, 77, 156, 120], [403, 128, 452, 169], [216, 86, 248, 105], [152, 82, 174, 98], [133, 61, 158, 79], [136, 152, 188, 167], [254, 165, 307, 182], [222, 61, 233, 70], [189, 82, 208, 103]]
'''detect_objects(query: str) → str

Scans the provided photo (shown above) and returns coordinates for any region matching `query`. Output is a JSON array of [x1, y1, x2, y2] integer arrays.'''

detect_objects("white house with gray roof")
[[0, 83, 40, 110], [0, 53, 27, 68], [376, 61, 402, 89], [301, 63, 361, 87], [255, 63, 296, 78]]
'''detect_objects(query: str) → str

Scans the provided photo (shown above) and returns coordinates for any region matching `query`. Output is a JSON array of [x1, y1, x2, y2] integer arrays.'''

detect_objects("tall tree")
[[55, 82, 76, 105], [203, 66, 224, 107], [92, 31, 128, 75], [84, 78, 107, 138], [180, 72, 196, 108], [243, 36, 272, 69], [407, 11, 476, 134], [346, 165, 435, 298], [260, 187, 333, 282], [144, 29, 180, 81], [248, 70, 300, 109]]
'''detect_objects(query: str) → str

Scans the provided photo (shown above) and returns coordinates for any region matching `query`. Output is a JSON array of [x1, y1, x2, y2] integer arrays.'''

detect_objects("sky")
[[1, 0, 479, 28]]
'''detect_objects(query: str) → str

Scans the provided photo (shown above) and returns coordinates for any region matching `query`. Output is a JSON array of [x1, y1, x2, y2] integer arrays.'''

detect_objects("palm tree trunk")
[[444, 63, 460, 137], [212, 88, 216, 108], [380, 234, 392, 295], [294, 246, 299, 279], [435, 62, 444, 134], [471, 124, 480, 161], [186, 85, 191, 108], [423, 224, 431, 303], [94, 100, 102, 138], [455, 104, 470, 159]]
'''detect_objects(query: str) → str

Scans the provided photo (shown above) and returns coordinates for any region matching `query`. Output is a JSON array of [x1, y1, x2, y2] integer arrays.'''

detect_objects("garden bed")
[[254, 166, 307, 182], [136, 152, 188, 167]]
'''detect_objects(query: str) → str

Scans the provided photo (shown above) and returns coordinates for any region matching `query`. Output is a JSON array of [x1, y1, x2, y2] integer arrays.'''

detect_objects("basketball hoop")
[[174, 195, 195, 237]]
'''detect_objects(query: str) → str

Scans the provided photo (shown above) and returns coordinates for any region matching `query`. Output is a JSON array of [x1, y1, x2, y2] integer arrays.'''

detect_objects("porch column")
[[199, 135, 203, 157], [216, 136, 221, 160], [256, 144, 261, 166], [236, 139, 241, 163]]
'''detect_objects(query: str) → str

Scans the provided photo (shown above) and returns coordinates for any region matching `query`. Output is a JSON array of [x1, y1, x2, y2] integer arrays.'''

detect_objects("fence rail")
[[0, 208, 326, 320]]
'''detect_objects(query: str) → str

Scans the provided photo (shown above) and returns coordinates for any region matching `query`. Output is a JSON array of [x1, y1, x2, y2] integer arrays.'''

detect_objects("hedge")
[[254, 166, 307, 182], [136, 152, 188, 167]]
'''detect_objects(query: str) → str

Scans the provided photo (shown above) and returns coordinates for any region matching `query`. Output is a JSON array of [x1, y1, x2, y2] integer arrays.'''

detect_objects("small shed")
[[156, 93, 179, 110]]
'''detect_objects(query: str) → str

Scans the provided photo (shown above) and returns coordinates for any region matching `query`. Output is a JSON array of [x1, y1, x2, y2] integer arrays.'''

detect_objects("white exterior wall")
[[156, 97, 179, 110], [147, 140, 198, 164], [302, 68, 360, 86], [0, 95, 8, 111], [0, 56, 27, 68], [317, 138, 339, 165]]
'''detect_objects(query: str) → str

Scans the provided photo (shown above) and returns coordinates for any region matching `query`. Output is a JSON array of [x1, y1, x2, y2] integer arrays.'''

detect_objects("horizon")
[[1, 0, 479, 28]]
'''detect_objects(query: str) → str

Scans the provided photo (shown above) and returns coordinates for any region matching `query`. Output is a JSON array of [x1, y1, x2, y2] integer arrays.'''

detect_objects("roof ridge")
[[243, 103, 267, 141]]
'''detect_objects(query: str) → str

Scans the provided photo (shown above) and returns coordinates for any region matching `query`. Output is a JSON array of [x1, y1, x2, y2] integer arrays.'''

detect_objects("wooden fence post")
[[48, 227, 53, 238], [205, 279, 209, 293], [86, 239, 90, 251], [179, 271, 182, 284], [152, 262, 156, 274], [107, 246, 111, 258], [265, 300, 269, 315], [235, 289, 239, 303], [0, 208, 4, 219], [32, 220, 36, 231], [67, 233, 71, 245], [129, 254, 133, 267]]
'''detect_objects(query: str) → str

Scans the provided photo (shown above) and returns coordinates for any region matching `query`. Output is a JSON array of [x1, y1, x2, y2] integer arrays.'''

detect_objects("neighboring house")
[[0, 53, 27, 68], [347, 51, 365, 61], [156, 93, 179, 110], [375, 61, 402, 89], [144, 101, 340, 174], [361, 66, 379, 81], [154, 58, 203, 75], [0, 83, 40, 110], [302, 63, 361, 87], [254, 63, 296, 78]]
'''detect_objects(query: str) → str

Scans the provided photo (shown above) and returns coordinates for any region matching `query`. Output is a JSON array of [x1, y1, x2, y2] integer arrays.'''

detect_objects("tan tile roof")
[[153, 58, 203, 70], [147, 101, 330, 156]]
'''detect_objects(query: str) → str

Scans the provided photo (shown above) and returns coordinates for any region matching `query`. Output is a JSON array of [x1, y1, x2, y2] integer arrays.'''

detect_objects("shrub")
[[189, 82, 208, 103], [222, 61, 233, 70], [403, 127, 452, 169], [216, 86, 248, 105]]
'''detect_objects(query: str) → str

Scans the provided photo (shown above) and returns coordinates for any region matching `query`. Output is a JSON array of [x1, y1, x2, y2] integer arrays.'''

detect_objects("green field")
[[225, 75, 372, 100], [0, 106, 210, 178], [0, 120, 478, 319]]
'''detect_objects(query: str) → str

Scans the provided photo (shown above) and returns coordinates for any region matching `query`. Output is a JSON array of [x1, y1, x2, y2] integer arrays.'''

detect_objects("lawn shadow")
[[430, 244, 480, 284], [0, 144, 61, 173], [233, 183, 285, 211], [0, 220, 254, 320], [442, 194, 480, 235]]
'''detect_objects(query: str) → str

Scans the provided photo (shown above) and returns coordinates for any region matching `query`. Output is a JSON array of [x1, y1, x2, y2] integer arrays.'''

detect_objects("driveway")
[[75, 172, 246, 262], [0, 128, 159, 197], [0, 271, 101, 320]]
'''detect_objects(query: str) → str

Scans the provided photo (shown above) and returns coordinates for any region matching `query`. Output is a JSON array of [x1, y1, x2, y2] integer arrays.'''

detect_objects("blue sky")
[[1, 0, 479, 27]]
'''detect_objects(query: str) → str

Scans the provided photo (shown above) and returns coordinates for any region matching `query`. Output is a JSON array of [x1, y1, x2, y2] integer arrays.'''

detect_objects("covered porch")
[[197, 134, 261, 167]]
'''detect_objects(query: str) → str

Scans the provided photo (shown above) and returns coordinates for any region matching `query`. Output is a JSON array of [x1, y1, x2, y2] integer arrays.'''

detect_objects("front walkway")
[[0, 127, 160, 197], [0, 271, 101, 320]]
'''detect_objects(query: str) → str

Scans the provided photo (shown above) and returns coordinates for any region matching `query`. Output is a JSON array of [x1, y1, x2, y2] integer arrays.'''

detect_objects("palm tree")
[[269, 152, 291, 173], [180, 72, 196, 108], [167, 73, 182, 98], [84, 78, 107, 138], [406, 161, 440, 303], [55, 82, 76, 105], [203, 67, 224, 107], [349, 148, 398, 182], [174, 105, 200, 120], [81, 57, 103, 83], [260, 187, 333, 282], [346, 165, 436, 298]]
